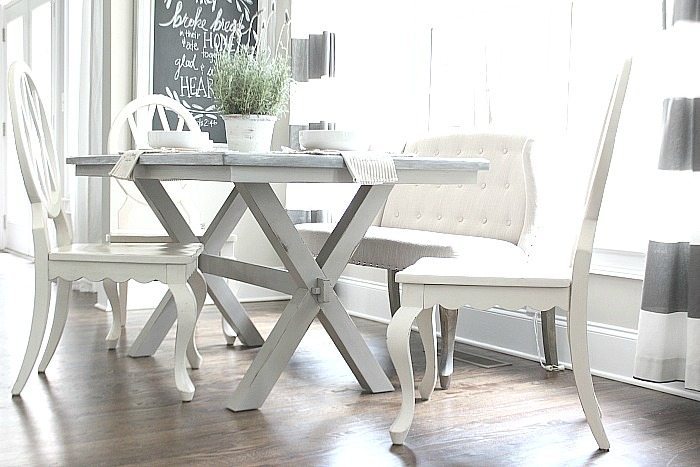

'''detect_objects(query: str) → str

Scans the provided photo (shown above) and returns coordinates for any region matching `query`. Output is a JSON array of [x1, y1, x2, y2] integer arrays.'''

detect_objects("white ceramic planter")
[[222, 114, 277, 152]]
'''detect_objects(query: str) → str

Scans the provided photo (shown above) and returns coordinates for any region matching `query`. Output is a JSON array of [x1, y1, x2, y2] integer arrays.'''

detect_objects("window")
[[289, 0, 665, 258]]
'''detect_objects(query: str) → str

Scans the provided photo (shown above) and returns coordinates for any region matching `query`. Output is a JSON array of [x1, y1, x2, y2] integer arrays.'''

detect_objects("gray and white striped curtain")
[[633, 0, 700, 391]]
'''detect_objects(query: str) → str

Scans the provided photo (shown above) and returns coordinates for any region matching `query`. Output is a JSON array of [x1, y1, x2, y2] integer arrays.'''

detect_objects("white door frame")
[[0, 0, 65, 254]]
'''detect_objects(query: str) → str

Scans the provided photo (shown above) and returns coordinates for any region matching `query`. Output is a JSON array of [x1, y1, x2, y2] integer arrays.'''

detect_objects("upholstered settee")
[[297, 133, 556, 368]]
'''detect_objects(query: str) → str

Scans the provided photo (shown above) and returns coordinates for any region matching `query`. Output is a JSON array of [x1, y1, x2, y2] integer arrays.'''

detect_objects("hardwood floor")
[[1, 252, 699, 466]]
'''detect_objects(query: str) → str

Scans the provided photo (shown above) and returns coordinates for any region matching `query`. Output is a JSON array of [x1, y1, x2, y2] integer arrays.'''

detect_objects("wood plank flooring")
[[1, 252, 699, 466]]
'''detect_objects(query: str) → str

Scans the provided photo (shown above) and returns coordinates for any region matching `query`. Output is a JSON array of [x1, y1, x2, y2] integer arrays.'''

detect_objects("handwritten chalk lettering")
[[203, 31, 240, 52], [199, 120, 216, 128], [174, 53, 202, 80], [193, 0, 220, 13], [181, 37, 200, 51], [211, 9, 244, 34], [154, 0, 257, 142], [183, 29, 200, 40], [179, 76, 214, 99], [160, 3, 208, 31]]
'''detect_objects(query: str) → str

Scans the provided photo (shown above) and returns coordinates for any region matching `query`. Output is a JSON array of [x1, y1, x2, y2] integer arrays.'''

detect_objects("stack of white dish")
[[148, 131, 214, 150], [299, 130, 370, 151]]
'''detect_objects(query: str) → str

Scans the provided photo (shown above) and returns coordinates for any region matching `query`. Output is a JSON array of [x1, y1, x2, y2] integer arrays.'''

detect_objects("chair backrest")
[[570, 59, 632, 301], [108, 95, 201, 233], [8, 61, 62, 218], [380, 134, 536, 250], [8, 61, 72, 253], [107, 94, 200, 153]]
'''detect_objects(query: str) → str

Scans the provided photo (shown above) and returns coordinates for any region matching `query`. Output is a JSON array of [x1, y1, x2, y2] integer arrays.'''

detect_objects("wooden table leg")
[[129, 181, 263, 356], [227, 183, 394, 410]]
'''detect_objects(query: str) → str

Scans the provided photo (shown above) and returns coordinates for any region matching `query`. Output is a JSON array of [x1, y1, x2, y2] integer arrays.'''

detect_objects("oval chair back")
[[8, 61, 62, 218], [108, 95, 201, 230], [107, 94, 201, 154], [8, 61, 72, 254]]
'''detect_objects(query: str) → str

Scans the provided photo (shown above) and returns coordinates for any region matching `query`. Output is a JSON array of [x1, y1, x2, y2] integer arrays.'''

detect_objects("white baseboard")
[[335, 275, 700, 402], [95, 279, 290, 312], [233, 281, 291, 303]]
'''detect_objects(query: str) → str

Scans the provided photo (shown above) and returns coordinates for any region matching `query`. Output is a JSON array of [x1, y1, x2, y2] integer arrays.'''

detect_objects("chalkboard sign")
[[153, 0, 258, 143]]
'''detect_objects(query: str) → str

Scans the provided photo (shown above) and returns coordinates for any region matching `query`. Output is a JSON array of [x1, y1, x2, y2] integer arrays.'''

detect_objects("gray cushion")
[[297, 223, 527, 271]]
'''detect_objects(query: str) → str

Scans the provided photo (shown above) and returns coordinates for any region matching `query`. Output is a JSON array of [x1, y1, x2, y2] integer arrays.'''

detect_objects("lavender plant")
[[212, 45, 291, 117]]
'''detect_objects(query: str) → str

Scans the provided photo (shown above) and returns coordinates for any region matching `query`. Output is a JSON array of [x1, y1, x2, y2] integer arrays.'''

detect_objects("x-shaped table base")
[[128, 178, 395, 409], [227, 182, 395, 411], [128, 180, 265, 358]]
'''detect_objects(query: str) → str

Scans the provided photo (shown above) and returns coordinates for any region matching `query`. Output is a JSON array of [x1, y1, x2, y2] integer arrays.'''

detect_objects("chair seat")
[[50, 242, 203, 265], [297, 223, 528, 271], [396, 256, 571, 287]]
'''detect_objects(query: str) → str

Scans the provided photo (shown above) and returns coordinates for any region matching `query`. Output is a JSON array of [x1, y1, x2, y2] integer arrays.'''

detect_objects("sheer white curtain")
[[74, 0, 108, 243], [70, 0, 110, 292]]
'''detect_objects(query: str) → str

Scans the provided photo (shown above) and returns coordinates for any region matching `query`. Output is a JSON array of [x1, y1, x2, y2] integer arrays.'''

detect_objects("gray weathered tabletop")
[[67, 152, 490, 184]]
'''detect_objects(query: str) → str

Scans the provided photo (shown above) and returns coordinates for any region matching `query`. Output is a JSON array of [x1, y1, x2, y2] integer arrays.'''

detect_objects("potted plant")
[[213, 45, 291, 152]]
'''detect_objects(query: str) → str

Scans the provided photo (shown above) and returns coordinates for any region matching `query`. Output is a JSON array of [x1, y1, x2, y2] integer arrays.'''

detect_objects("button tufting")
[[458, 184, 463, 188], [456, 149, 463, 155], [481, 183, 487, 189], [394, 211, 400, 217], [416, 213, 422, 219], [505, 183, 510, 189], [437, 214, 442, 220], [458, 216, 464, 222], [506, 220, 512, 226], [434, 150, 440, 156], [482, 218, 488, 224], [478, 148, 484, 154], [503, 148, 508, 154]]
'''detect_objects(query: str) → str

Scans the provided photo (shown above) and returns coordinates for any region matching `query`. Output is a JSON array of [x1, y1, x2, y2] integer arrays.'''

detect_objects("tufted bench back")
[[380, 133, 536, 250]]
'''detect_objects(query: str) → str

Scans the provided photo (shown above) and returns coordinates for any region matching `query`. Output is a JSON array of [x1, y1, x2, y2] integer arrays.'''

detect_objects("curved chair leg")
[[438, 306, 458, 389], [222, 317, 237, 346], [103, 279, 122, 350], [568, 304, 610, 450], [186, 270, 207, 369], [12, 273, 52, 396], [38, 279, 72, 373], [416, 307, 437, 400], [118, 281, 129, 326], [169, 282, 197, 402], [387, 305, 424, 445]]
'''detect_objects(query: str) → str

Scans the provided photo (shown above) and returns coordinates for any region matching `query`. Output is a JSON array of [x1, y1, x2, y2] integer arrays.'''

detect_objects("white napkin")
[[341, 151, 398, 185], [109, 149, 145, 181]]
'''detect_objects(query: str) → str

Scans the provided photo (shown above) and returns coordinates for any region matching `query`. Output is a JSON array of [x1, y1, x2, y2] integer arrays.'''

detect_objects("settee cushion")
[[396, 256, 571, 287], [297, 223, 528, 271]]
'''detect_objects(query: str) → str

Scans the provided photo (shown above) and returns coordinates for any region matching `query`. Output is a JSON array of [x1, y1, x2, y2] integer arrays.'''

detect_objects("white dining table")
[[68, 151, 489, 411]]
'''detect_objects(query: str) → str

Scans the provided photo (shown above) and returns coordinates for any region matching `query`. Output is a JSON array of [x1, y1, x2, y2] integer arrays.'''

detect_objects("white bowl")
[[148, 131, 213, 150], [299, 130, 370, 151]]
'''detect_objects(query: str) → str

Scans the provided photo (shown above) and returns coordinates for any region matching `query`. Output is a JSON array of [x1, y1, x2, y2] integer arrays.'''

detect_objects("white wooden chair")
[[104, 94, 203, 341], [8, 62, 206, 402], [386, 59, 632, 448]]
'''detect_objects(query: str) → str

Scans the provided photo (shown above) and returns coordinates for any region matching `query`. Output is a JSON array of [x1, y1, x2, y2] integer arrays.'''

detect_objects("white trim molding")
[[590, 247, 646, 281]]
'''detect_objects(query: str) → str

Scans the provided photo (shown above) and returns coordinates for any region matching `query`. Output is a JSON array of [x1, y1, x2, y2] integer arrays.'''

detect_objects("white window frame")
[[423, 0, 657, 280]]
